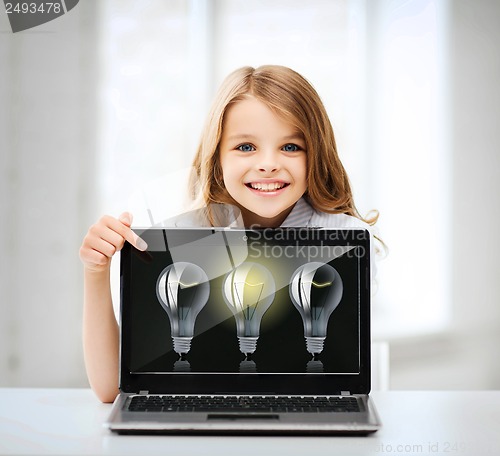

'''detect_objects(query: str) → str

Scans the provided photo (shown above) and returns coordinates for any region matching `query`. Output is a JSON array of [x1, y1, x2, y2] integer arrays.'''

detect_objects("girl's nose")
[[256, 150, 280, 173]]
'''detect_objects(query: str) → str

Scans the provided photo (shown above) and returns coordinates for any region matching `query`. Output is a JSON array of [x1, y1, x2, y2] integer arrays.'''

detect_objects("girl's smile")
[[219, 96, 307, 227], [245, 180, 290, 194]]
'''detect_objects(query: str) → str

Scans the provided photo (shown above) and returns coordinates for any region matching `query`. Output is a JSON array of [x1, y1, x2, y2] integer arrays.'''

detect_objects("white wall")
[[390, 0, 500, 389], [0, 2, 98, 386]]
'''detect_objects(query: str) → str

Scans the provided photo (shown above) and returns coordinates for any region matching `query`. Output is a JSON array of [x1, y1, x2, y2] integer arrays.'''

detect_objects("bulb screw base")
[[238, 336, 258, 355], [305, 336, 326, 355], [172, 336, 192, 355]]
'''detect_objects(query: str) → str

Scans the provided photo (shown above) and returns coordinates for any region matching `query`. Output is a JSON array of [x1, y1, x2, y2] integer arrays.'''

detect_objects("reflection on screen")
[[124, 229, 362, 375]]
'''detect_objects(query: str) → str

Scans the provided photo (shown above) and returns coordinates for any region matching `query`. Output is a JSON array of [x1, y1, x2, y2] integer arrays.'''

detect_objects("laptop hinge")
[[340, 391, 351, 396], [138, 390, 149, 395]]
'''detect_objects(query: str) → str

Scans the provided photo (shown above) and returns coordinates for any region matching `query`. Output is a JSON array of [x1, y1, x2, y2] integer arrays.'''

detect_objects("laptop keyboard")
[[127, 395, 360, 413]]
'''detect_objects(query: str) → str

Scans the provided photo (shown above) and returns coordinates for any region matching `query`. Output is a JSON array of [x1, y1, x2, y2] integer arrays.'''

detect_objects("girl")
[[79, 65, 378, 402]]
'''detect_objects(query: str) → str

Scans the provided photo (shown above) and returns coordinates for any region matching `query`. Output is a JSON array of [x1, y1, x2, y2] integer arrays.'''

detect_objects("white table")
[[1, 389, 499, 455]]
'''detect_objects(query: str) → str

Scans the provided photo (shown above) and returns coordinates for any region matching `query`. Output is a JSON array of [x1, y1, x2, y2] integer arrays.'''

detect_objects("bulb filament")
[[233, 282, 264, 320]]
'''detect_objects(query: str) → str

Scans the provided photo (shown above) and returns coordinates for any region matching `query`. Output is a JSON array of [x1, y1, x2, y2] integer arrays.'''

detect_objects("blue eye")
[[282, 143, 300, 152], [237, 144, 255, 152]]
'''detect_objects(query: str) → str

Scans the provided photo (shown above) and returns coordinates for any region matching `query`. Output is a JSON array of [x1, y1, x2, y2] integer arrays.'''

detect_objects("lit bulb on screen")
[[223, 262, 275, 356], [289, 262, 343, 355], [156, 262, 210, 355]]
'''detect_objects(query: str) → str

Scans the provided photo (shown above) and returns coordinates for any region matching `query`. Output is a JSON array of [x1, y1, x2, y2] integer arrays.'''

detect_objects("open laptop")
[[105, 227, 381, 434]]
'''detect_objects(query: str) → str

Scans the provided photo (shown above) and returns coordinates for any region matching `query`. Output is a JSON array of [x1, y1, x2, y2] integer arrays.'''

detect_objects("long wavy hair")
[[189, 65, 378, 226]]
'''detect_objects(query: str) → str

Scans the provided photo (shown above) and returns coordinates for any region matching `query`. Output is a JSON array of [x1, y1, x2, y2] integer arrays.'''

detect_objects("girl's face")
[[219, 97, 307, 227]]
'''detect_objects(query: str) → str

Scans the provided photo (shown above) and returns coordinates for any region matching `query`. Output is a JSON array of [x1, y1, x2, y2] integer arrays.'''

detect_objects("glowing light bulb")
[[289, 262, 343, 355], [156, 262, 210, 355], [223, 262, 276, 356]]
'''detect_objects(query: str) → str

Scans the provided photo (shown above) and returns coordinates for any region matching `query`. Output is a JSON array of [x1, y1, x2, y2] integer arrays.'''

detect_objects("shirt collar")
[[280, 197, 315, 227], [203, 197, 315, 228]]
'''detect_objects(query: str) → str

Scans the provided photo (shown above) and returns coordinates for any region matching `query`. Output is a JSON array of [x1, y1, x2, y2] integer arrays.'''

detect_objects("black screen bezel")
[[119, 227, 371, 395]]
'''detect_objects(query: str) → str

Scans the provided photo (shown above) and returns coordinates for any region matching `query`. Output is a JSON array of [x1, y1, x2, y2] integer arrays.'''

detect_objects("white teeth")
[[249, 182, 286, 191]]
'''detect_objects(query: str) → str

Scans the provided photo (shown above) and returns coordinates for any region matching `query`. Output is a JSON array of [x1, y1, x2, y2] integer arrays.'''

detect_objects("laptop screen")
[[120, 228, 371, 393]]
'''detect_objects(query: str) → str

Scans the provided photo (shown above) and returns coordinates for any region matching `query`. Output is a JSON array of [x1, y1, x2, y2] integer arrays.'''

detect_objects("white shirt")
[[164, 197, 370, 230], [281, 196, 371, 230]]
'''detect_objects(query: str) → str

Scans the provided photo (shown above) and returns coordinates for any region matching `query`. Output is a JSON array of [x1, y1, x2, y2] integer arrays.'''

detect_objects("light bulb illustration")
[[223, 262, 276, 356], [156, 262, 210, 355], [289, 262, 343, 356]]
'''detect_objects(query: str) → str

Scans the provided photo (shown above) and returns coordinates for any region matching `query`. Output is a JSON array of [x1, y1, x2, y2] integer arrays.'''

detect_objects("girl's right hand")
[[79, 212, 148, 272]]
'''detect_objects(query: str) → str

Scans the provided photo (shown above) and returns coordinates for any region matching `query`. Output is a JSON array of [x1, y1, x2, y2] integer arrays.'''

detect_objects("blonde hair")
[[189, 65, 378, 226]]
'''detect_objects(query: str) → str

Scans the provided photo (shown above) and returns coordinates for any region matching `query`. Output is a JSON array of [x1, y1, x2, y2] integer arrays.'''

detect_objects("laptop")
[[105, 227, 382, 434]]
